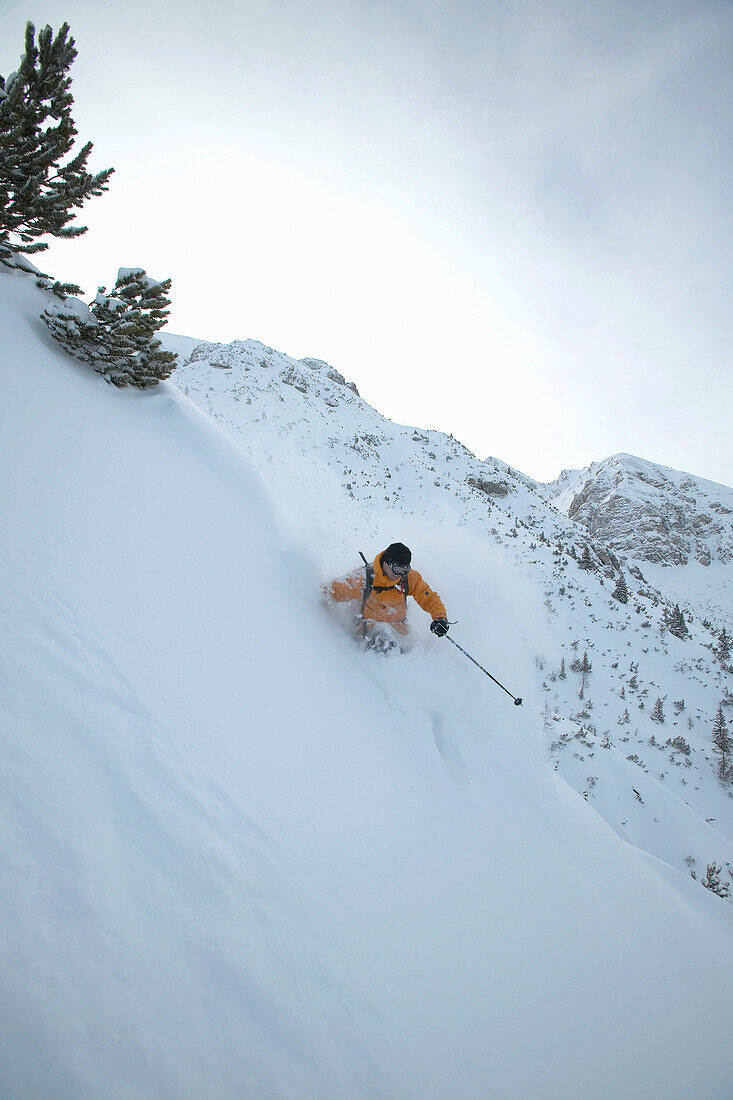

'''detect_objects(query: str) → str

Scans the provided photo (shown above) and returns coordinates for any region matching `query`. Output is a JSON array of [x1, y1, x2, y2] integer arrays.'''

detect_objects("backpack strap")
[[358, 551, 409, 618], [358, 551, 374, 619]]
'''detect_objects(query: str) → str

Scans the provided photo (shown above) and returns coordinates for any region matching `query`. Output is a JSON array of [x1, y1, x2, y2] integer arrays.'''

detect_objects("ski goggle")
[[387, 560, 410, 575]]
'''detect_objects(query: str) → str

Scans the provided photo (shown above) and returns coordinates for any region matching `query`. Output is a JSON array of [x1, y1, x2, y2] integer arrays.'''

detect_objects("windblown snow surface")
[[2, 266, 733, 1100]]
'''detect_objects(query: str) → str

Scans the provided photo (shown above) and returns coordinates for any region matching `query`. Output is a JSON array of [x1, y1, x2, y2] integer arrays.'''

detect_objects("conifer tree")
[[0, 21, 112, 266], [668, 604, 689, 640], [575, 650, 592, 695], [700, 862, 730, 899], [43, 268, 177, 388], [651, 698, 665, 724], [0, 22, 113, 266], [579, 545, 594, 571], [711, 704, 732, 785], [717, 627, 731, 664], [101, 269, 177, 387], [612, 572, 629, 604]]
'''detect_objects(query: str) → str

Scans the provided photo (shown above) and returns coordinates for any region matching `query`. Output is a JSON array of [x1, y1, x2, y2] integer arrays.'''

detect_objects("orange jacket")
[[325, 551, 447, 631]]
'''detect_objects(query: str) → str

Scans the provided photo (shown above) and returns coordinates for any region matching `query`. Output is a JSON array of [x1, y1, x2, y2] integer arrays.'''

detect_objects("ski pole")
[[445, 635, 522, 706]]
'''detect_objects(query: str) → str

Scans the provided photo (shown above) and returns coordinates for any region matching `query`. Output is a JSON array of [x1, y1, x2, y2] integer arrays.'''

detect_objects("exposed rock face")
[[540, 454, 733, 566], [467, 476, 509, 497], [300, 358, 360, 395]]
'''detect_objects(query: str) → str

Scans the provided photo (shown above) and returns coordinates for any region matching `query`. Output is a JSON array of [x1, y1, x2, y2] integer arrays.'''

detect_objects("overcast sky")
[[3, 0, 732, 484]]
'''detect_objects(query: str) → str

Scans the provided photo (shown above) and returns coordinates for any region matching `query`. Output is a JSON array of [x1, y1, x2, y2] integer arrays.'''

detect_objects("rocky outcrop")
[[467, 476, 509, 497], [300, 358, 360, 395], [543, 454, 733, 566]]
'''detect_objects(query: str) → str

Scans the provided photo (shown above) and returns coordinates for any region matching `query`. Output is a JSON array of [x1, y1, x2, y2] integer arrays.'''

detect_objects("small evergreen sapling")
[[667, 604, 689, 640], [700, 862, 730, 899], [101, 269, 177, 387], [0, 22, 113, 266], [43, 268, 177, 388], [579, 545, 595, 571], [612, 572, 629, 604], [570, 651, 592, 697]]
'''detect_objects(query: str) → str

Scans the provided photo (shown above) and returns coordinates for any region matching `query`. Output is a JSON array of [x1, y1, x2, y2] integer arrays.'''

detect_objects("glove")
[[430, 618, 449, 637]]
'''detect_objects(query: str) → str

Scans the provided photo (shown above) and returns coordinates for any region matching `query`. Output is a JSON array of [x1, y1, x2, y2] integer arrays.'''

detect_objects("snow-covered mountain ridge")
[[171, 336, 732, 631], [539, 452, 733, 567]]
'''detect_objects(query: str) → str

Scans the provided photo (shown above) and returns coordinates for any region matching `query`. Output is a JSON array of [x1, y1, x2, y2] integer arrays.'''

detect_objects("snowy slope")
[[171, 337, 578, 569], [3, 269, 733, 1100], [172, 336, 733, 887]]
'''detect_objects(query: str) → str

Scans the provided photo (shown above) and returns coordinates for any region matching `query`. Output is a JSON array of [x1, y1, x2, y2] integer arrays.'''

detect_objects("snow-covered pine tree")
[[579, 545, 594, 571], [0, 22, 113, 266], [572, 650, 593, 696], [42, 268, 177, 388], [717, 627, 731, 664], [612, 572, 629, 604], [700, 862, 730, 899], [42, 293, 99, 361], [99, 269, 177, 387], [711, 704, 732, 786], [668, 604, 689, 640], [651, 698, 665, 724]]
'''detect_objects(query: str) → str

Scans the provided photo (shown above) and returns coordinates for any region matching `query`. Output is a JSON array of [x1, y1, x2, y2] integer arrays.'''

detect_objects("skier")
[[324, 542, 449, 649]]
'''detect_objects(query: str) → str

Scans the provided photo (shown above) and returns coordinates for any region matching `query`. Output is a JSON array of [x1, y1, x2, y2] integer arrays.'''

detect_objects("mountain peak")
[[541, 453, 733, 566]]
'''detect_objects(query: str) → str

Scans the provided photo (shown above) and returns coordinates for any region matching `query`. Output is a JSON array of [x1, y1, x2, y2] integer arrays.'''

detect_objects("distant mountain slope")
[[539, 452, 733, 567]]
